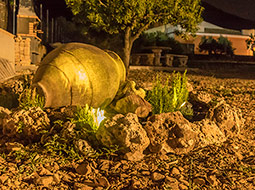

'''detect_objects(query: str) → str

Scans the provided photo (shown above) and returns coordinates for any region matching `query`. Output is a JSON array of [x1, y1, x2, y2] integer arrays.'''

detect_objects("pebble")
[[75, 162, 92, 176], [171, 167, 181, 176], [193, 177, 206, 185], [165, 176, 179, 189], [207, 175, 218, 186], [179, 179, 189, 186], [179, 183, 189, 190], [0, 174, 8, 184], [53, 174, 61, 184], [98, 159, 111, 171], [95, 177, 110, 188], [151, 172, 165, 181], [35, 176, 54, 187], [74, 182, 93, 190]]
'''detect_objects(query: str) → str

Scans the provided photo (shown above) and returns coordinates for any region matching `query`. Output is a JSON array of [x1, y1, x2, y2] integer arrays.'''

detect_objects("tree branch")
[[98, 0, 107, 7], [130, 22, 151, 45]]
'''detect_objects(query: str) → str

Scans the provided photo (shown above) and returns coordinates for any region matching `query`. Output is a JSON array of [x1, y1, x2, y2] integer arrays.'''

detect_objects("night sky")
[[35, 0, 255, 29], [35, 0, 73, 19], [201, 0, 255, 30], [202, 0, 255, 22]]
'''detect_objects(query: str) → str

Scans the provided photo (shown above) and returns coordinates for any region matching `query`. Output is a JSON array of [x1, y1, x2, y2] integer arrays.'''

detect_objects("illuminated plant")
[[146, 71, 189, 115], [71, 104, 105, 133], [18, 88, 45, 110]]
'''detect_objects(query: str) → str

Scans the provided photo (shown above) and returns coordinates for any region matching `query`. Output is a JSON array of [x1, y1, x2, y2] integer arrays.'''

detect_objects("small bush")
[[132, 31, 184, 54], [71, 104, 104, 133], [146, 71, 189, 115], [42, 106, 111, 160], [44, 133, 81, 159], [18, 88, 45, 110], [199, 35, 235, 56]]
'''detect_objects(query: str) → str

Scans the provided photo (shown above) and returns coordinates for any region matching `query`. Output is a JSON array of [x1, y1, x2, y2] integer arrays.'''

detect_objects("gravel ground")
[[0, 68, 254, 190]]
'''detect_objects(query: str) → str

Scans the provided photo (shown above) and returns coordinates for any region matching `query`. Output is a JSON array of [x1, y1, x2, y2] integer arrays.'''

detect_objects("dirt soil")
[[0, 68, 255, 190]]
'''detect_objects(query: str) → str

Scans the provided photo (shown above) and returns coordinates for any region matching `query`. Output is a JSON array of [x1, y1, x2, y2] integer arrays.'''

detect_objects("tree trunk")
[[123, 27, 132, 72], [122, 22, 151, 74]]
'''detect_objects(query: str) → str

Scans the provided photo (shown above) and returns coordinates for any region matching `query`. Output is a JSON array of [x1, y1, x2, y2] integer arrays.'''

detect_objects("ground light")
[[92, 108, 105, 127]]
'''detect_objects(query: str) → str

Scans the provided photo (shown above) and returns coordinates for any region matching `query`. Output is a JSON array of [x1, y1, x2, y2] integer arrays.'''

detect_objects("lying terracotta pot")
[[33, 43, 126, 108]]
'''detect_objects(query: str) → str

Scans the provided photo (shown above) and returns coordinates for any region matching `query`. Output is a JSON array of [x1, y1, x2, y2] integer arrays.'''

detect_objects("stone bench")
[[131, 53, 155, 66], [162, 54, 188, 67]]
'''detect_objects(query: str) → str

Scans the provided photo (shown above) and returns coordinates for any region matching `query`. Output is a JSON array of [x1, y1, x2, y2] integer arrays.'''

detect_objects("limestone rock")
[[2, 107, 50, 142], [193, 119, 227, 147], [96, 113, 150, 161], [164, 176, 179, 189], [207, 101, 244, 135], [190, 90, 212, 105], [144, 112, 197, 155], [143, 114, 169, 153], [113, 94, 152, 118], [0, 107, 11, 127], [109, 80, 151, 118]]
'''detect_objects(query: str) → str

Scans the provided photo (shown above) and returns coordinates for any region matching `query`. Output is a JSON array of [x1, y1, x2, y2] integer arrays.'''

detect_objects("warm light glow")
[[77, 70, 87, 81], [92, 108, 105, 126]]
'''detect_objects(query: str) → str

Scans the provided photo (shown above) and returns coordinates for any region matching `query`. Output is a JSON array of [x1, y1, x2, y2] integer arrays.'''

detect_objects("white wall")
[[0, 28, 15, 69]]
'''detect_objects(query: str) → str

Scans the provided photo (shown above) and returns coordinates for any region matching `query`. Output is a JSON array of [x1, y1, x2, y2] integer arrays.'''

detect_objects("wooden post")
[[40, 4, 43, 39], [55, 19, 58, 42], [13, 0, 16, 34], [51, 18, 54, 43], [46, 9, 49, 42]]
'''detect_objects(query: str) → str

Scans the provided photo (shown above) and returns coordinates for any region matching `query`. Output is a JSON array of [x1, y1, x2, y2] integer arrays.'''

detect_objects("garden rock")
[[75, 162, 92, 176], [143, 114, 169, 153], [207, 101, 244, 135], [112, 94, 152, 118], [190, 90, 212, 105], [109, 80, 151, 118], [144, 111, 197, 155], [193, 119, 226, 147], [96, 113, 150, 161], [0, 107, 11, 127], [2, 107, 50, 142], [73, 139, 96, 157]]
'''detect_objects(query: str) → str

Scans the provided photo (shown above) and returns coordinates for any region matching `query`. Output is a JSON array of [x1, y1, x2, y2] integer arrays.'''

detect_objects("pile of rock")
[[96, 97, 244, 161], [1, 107, 50, 142], [0, 85, 245, 162]]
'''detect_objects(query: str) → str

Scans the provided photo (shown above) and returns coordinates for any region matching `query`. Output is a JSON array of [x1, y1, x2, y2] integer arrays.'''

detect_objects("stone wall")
[[15, 36, 31, 66]]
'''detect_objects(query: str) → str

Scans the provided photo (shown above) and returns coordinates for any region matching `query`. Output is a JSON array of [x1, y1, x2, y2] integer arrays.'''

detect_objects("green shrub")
[[44, 133, 81, 159], [132, 31, 184, 54], [146, 71, 189, 115], [43, 106, 111, 160], [71, 104, 104, 133], [18, 88, 45, 110], [199, 35, 235, 56]]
